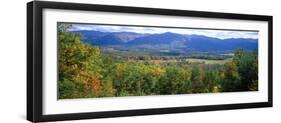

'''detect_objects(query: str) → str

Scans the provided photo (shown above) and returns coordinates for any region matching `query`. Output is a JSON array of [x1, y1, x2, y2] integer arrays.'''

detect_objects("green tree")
[[222, 62, 241, 92], [204, 71, 222, 93], [101, 77, 115, 97], [191, 66, 204, 93], [157, 66, 192, 94], [231, 48, 258, 91]]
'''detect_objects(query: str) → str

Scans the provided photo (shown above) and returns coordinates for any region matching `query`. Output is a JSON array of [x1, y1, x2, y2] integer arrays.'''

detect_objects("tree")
[[101, 77, 115, 97], [204, 71, 222, 93], [157, 66, 192, 94], [58, 23, 72, 32], [58, 23, 104, 98], [191, 66, 204, 93], [59, 78, 76, 98], [222, 62, 241, 92], [231, 48, 258, 91]]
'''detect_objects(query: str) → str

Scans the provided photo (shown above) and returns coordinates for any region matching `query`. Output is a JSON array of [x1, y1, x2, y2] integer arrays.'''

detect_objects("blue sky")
[[69, 24, 259, 39]]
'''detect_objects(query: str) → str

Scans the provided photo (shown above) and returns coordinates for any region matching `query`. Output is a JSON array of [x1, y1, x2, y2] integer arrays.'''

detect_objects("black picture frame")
[[27, 1, 273, 122]]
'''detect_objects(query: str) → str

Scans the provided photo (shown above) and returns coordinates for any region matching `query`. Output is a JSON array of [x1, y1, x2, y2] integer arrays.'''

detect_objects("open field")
[[186, 58, 232, 65], [127, 57, 231, 65]]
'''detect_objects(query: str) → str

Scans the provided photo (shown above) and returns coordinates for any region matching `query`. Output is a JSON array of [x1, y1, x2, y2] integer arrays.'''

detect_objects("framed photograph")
[[27, 1, 273, 122]]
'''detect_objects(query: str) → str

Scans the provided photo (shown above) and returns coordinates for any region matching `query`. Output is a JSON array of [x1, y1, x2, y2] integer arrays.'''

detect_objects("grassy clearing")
[[186, 58, 231, 65], [128, 58, 231, 65]]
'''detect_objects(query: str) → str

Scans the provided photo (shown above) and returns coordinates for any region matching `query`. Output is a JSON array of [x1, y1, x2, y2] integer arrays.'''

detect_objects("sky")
[[69, 24, 259, 39]]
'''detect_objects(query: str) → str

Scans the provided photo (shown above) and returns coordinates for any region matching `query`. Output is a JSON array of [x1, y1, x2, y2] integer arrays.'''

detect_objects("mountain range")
[[72, 30, 258, 53]]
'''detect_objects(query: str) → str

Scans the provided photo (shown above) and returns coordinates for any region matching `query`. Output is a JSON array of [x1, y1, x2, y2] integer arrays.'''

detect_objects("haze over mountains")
[[72, 30, 258, 53]]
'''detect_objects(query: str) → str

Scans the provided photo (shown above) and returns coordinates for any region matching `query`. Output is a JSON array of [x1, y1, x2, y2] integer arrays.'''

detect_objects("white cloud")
[[69, 24, 258, 39]]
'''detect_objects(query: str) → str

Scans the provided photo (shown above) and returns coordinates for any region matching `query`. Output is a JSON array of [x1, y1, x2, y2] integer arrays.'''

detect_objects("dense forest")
[[58, 24, 258, 99]]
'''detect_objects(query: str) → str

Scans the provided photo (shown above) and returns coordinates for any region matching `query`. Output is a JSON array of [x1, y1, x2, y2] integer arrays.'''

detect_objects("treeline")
[[106, 51, 231, 61], [58, 25, 258, 99], [122, 54, 230, 61]]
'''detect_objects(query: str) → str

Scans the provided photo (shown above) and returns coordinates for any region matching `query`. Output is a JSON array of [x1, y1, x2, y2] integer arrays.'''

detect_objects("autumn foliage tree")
[[58, 24, 104, 98]]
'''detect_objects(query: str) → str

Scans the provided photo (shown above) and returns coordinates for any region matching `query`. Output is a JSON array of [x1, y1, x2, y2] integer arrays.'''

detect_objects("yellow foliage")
[[212, 86, 220, 93]]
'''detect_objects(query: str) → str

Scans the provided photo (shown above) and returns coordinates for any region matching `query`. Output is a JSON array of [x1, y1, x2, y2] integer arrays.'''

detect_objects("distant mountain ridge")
[[71, 30, 258, 52]]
